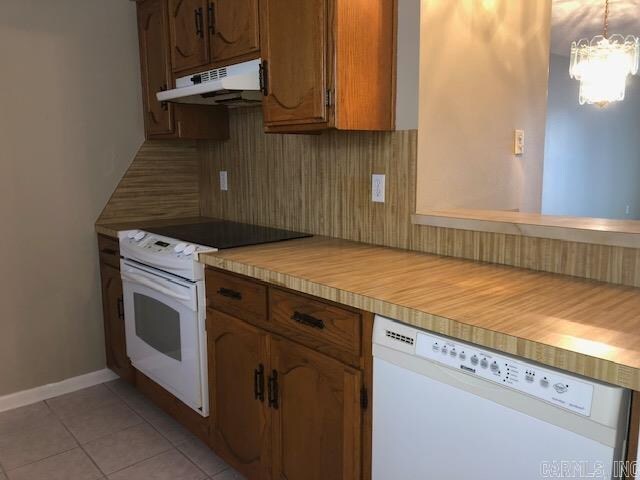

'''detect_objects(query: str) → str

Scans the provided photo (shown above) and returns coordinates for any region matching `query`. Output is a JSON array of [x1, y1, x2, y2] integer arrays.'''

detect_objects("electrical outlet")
[[372, 174, 385, 203], [514, 129, 525, 155], [219, 171, 228, 191]]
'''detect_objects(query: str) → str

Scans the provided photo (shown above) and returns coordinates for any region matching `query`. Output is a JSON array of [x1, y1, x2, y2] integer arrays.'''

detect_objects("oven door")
[[120, 260, 207, 416]]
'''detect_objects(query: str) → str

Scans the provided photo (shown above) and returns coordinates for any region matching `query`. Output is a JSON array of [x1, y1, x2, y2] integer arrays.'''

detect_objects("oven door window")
[[133, 293, 182, 362]]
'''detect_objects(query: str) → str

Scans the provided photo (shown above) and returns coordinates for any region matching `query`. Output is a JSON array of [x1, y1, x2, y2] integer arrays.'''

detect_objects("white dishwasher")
[[372, 316, 631, 480]]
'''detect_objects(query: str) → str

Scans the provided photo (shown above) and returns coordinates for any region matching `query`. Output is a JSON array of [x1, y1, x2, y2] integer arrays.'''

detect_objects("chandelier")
[[569, 0, 639, 107]]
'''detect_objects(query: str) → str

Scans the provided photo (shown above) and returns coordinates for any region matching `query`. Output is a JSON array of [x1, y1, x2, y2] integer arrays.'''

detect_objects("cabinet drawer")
[[206, 269, 268, 325], [98, 235, 121, 270], [269, 288, 362, 365]]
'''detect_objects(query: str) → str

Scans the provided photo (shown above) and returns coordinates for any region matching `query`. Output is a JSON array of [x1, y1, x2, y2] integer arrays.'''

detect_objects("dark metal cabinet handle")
[[194, 8, 204, 38], [208, 2, 215, 35], [159, 84, 168, 111], [217, 288, 242, 300], [259, 61, 269, 96], [117, 296, 125, 321], [268, 370, 279, 409], [291, 311, 325, 330], [254, 364, 265, 401]]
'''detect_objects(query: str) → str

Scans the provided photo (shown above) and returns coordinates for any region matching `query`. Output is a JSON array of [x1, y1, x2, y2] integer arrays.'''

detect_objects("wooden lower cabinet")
[[207, 309, 271, 480], [99, 262, 134, 383], [206, 289, 366, 480], [270, 336, 362, 480]]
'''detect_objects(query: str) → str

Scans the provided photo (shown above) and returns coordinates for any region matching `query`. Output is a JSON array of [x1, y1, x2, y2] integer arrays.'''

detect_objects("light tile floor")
[[0, 380, 244, 480]]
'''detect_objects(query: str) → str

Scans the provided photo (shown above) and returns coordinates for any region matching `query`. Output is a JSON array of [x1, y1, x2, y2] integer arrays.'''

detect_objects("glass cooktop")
[[145, 219, 312, 250]]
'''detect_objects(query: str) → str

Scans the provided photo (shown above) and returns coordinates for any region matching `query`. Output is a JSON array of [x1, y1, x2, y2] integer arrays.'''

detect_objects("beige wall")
[[416, 0, 551, 213], [0, 1, 144, 396]]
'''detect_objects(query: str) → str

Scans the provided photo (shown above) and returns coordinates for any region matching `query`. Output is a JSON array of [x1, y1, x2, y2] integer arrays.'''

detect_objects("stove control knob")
[[183, 245, 196, 256], [127, 230, 139, 239], [174, 243, 187, 253], [133, 231, 146, 241], [490, 362, 499, 373], [480, 358, 489, 369], [470, 355, 479, 366]]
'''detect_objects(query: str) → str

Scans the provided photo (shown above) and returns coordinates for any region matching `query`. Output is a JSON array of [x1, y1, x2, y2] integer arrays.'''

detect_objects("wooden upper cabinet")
[[270, 336, 362, 480], [138, 0, 174, 136], [169, 0, 209, 73], [261, 0, 329, 128], [209, 0, 260, 64], [137, 0, 229, 140], [261, 0, 397, 133], [207, 310, 271, 480]]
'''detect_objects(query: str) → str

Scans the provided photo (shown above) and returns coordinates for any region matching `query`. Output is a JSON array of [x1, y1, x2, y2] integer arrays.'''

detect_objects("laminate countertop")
[[198, 236, 640, 391], [97, 222, 640, 390]]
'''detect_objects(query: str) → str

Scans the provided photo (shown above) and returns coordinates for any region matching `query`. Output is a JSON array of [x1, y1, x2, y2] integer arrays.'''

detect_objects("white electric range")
[[118, 220, 311, 417]]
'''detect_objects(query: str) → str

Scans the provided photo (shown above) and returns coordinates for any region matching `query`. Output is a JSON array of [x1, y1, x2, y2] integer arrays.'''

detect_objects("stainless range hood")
[[157, 58, 263, 107]]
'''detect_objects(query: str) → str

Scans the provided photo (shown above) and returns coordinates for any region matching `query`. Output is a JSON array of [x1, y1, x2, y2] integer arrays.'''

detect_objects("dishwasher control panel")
[[415, 332, 594, 416]]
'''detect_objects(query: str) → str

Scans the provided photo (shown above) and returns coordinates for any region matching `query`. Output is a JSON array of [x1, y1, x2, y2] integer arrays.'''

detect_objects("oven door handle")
[[122, 270, 192, 302]]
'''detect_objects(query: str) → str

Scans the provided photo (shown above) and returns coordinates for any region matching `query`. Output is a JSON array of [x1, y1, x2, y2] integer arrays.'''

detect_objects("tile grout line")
[[1, 382, 234, 479], [129, 410, 213, 477], [103, 445, 176, 477], [174, 439, 230, 479], [104, 380, 232, 479], [97, 381, 195, 477], [3, 445, 80, 475], [2, 399, 79, 475], [44, 396, 110, 478], [54, 411, 174, 479]]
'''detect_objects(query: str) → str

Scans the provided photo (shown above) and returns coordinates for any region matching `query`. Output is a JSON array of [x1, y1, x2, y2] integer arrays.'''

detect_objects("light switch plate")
[[372, 174, 385, 203], [219, 171, 228, 191]]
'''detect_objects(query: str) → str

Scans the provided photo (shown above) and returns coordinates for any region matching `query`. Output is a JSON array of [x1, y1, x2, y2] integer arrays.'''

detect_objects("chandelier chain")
[[603, 0, 610, 38]]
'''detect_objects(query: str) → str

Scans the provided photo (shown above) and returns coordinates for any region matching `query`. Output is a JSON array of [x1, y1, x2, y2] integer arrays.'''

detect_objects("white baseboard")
[[0, 369, 119, 413]]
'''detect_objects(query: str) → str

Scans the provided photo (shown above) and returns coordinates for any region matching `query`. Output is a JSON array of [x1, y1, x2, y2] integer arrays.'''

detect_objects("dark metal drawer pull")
[[101, 248, 118, 256], [268, 370, 279, 409], [217, 288, 242, 300], [259, 60, 269, 96], [291, 311, 325, 330], [254, 364, 265, 402]]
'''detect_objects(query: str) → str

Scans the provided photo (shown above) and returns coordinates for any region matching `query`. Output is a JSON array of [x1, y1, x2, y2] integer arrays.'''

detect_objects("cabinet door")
[[138, 0, 174, 136], [169, 0, 209, 73], [208, 310, 270, 480], [270, 336, 361, 480], [261, 0, 330, 127], [100, 263, 134, 383], [208, 0, 260, 64]]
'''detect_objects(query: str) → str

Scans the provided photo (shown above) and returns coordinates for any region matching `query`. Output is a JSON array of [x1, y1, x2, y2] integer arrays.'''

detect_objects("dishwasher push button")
[[554, 383, 568, 394]]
